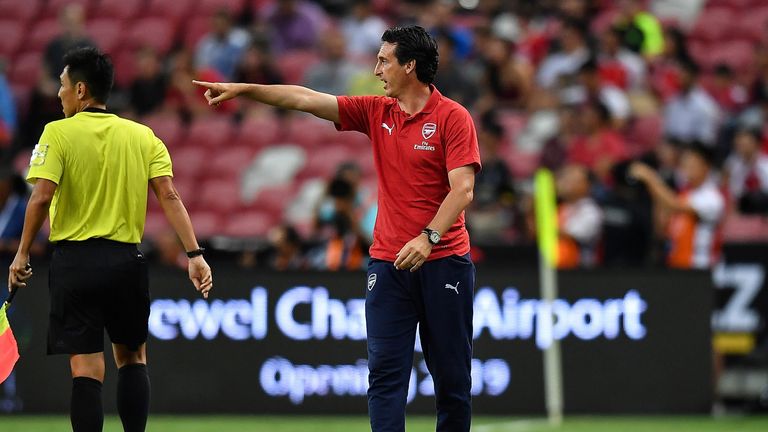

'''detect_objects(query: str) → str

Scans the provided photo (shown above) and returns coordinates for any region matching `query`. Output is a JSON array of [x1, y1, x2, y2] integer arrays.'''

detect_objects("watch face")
[[429, 231, 441, 244]]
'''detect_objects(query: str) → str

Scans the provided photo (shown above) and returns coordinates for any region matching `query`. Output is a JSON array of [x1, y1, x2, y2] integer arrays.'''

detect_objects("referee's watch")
[[422, 228, 441, 245], [186, 248, 205, 258]]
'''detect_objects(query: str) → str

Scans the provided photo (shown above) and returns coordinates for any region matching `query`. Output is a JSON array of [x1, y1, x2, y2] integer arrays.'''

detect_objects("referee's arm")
[[8, 179, 56, 289], [150, 176, 212, 298]]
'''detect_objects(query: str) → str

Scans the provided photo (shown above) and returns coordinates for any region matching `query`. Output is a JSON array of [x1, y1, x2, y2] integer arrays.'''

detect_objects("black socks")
[[117, 363, 151, 432], [71, 377, 103, 432]]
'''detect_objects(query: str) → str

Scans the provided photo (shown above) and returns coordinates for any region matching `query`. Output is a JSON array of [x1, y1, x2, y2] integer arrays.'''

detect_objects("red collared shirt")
[[335, 85, 481, 262]]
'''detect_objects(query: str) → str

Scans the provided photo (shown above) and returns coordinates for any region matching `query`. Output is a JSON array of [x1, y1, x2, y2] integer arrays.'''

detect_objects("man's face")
[[680, 151, 709, 186], [374, 42, 410, 98], [58, 67, 80, 118]]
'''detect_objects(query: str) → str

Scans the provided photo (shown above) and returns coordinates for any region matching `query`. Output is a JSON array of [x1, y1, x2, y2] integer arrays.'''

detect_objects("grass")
[[1, 415, 768, 432]]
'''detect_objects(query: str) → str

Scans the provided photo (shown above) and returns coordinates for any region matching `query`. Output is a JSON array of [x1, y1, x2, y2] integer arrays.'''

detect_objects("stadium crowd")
[[2, 0, 768, 270]]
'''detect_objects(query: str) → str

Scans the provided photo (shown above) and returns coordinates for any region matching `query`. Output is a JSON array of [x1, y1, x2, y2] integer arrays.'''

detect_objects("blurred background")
[[1, 0, 768, 429]]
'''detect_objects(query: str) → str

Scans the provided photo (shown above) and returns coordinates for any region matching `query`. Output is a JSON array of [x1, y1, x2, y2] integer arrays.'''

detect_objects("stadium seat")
[[41, 0, 93, 19], [112, 49, 138, 88], [183, 16, 213, 49], [300, 144, 356, 179], [731, 8, 768, 43], [722, 213, 768, 242], [626, 115, 663, 156], [187, 116, 235, 148], [198, 179, 242, 213], [169, 146, 208, 180], [8, 52, 42, 89], [710, 40, 755, 75], [207, 145, 259, 179], [143, 211, 169, 237], [11, 85, 33, 122], [590, 8, 620, 36], [91, 0, 142, 20], [223, 210, 275, 238], [252, 183, 297, 215], [497, 110, 528, 143], [336, 130, 371, 148], [144, 0, 194, 23], [141, 113, 184, 149], [194, 0, 247, 16], [28, 19, 61, 51], [125, 17, 175, 54], [240, 145, 306, 202], [0, 21, 24, 58], [499, 141, 540, 179], [172, 178, 199, 210], [188, 210, 224, 239], [276, 50, 321, 85], [689, 8, 734, 42], [85, 18, 125, 55], [283, 114, 339, 149], [0, 0, 41, 23], [237, 114, 281, 148]]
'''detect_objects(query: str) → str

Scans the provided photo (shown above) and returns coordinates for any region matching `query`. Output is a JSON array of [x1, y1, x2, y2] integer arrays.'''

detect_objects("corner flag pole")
[[534, 169, 563, 426]]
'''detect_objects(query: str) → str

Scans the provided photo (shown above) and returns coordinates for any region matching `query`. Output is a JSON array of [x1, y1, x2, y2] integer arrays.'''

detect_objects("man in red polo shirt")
[[194, 25, 480, 431]]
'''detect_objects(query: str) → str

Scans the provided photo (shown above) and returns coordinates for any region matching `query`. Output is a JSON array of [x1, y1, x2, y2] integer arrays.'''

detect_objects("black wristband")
[[186, 248, 205, 258]]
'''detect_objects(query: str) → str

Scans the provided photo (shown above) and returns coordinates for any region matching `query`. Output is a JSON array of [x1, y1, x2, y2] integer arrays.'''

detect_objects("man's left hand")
[[8, 252, 32, 291], [394, 234, 432, 272]]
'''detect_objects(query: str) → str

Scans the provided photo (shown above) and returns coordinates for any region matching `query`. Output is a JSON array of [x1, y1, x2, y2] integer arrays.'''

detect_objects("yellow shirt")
[[27, 110, 173, 243]]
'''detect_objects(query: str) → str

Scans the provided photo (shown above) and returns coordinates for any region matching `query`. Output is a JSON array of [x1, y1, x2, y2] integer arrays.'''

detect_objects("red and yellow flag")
[[0, 302, 19, 383]]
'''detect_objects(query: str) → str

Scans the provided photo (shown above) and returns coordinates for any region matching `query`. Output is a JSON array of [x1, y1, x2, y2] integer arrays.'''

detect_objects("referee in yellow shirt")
[[8, 47, 212, 432]]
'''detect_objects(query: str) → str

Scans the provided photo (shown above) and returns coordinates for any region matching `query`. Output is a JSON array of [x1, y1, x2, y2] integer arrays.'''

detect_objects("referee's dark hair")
[[63, 47, 114, 104], [381, 26, 439, 85]]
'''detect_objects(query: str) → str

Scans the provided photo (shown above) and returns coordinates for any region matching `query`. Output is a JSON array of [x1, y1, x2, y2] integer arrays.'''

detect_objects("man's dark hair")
[[63, 47, 114, 104], [684, 141, 716, 167], [381, 26, 439, 84]]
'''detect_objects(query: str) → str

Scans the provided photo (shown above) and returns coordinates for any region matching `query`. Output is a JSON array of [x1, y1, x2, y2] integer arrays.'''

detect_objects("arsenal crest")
[[422, 123, 436, 140]]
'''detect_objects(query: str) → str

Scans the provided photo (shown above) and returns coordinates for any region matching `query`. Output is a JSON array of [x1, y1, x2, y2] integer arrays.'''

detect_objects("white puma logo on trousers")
[[445, 282, 459, 294]]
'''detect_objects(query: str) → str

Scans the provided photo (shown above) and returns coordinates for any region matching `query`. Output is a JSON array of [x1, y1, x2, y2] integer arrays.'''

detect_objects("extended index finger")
[[192, 80, 215, 89]]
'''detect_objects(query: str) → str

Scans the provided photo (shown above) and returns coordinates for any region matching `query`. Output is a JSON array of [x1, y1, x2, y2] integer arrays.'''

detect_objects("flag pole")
[[534, 169, 563, 426]]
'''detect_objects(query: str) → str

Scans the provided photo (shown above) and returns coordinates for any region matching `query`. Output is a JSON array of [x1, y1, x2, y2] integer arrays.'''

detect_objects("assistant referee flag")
[[0, 299, 19, 384]]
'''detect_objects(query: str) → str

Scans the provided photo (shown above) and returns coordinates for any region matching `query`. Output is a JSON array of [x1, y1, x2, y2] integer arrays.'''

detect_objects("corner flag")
[[0, 288, 19, 384]]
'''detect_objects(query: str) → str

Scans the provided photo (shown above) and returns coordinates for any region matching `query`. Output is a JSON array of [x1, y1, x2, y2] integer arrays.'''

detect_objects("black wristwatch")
[[422, 228, 441, 245], [186, 248, 205, 258]]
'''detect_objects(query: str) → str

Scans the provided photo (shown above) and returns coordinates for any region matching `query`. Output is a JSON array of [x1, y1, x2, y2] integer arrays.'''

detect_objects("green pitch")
[[1, 415, 768, 431]]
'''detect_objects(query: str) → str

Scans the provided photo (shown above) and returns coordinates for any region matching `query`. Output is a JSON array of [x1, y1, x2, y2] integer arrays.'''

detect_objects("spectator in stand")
[[166, 49, 235, 121], [262, 0, 326, 54], [707, 64, 749, 116], [234, 40, 284, 85], [0, 167, 44, 259], [195, 9, 251, 81], [540, 104, 579, 171], [597, 26, 646, 91], [724, 128, 768, 214], [663, 61, 720, 147], [613, 0, 664, 58], [567, 100, 629, 181], [128, 48, 167, 117], [266, 224, 306, 271], [537, 18, 591, 90], [433, 30, 478, 108], [303, 29, 360, 96], [467, 116, 515, 243], [555, 164, 602, 268], [575, 60, 631, 127], [418, 0, 473, 60], [475, 27, 534, 111], [341, 0, 388, 58], [630, 144, 725, 269], [0, 61, 15, 146], [649, 27, 694, 101]]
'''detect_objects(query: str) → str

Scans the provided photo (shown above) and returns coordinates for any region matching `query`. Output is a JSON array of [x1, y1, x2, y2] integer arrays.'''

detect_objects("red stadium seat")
[[112, 49, 137, 88], [499, 141, 540, 179], [194, 0, 247, 16], [11, 85, 33, 121], [171, 178, 199, 210], [276, 50, 321, 85], [208, 145, 258, 178], [690, 8, 734, 42], [141, 113, 185, 149], [125, 17, 175, 54], [710, 40, 755, 75], [198, 179, 242, 212], [143, 211, 169, 237], [85, 19, 125, 54], [28, 19, 61, 51], [731, 8, 768, 43], [252, 183, 297, 215], [0, 0, 41, 23], [237, 115, 281, 147], [0, 21, 24, 58], [283, 114, 338, 148], [223, 210, 275, 238], [169, 146, 208, 180], [300, 144, 355, 178], [187, 116, 235, 148], [41, 0, 93, 19], [722, 213, 768, 242], [144, 0, 194, 23], [183, 16, 213, 49], [188, 210, 224, 238], [626, 115, 663, 157], [92, 0, 142, 20], [8, 52, 42, 89]]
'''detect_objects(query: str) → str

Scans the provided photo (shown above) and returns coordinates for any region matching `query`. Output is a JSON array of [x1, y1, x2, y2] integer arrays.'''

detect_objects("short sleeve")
[[688, 186, 724, 224], [335, 95, 380, 136], [444, 108, 481, 173], [148, 135, 173, 179], [27, 124, 65, 185]]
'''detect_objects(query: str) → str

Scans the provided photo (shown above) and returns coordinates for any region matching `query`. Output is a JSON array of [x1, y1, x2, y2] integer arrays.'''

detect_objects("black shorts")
[[47, 238, 150, 355]]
